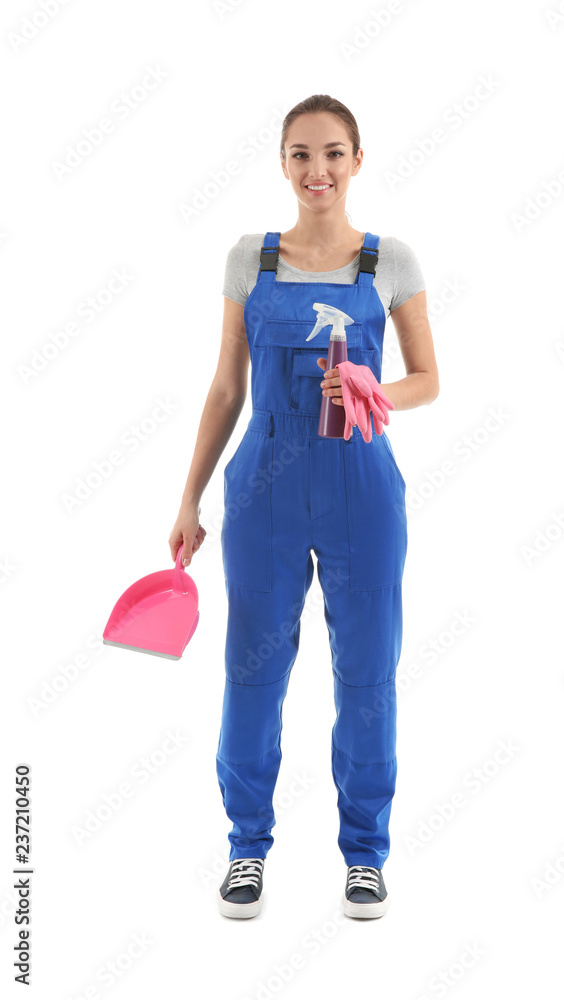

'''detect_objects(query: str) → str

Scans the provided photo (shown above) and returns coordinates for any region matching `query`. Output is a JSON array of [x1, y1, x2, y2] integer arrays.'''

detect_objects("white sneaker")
[[343, 865, 389, 919], [217, 858, 265, 919]]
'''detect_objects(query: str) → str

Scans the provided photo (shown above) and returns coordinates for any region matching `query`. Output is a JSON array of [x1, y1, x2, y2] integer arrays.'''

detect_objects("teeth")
[[307, 184, 331, 190]]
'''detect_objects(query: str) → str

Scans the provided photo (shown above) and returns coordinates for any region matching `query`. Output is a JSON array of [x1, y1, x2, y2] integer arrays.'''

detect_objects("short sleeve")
[[390, 237, 426, 312], [222, 235, 248, 306]]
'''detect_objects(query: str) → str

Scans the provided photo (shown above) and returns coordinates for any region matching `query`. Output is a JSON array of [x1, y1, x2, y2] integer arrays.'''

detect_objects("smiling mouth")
[[305, 184, 333, 192]]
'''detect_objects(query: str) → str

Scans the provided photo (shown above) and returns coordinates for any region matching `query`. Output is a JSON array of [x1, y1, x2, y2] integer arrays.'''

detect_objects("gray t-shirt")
[[222, 233, 425, 319]]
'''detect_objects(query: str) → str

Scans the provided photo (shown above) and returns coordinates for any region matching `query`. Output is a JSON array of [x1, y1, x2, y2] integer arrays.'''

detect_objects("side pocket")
[[223, 452, 235, 479], [380, 431, 406, 490], [221, 431, 273, 592]]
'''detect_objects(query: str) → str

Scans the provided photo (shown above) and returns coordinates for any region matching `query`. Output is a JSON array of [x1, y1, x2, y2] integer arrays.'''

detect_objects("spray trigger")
[[307, 302, 355, 342]]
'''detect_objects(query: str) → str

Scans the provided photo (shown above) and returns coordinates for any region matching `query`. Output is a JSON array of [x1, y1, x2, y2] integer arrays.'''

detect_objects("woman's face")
[[281, 112, 362, 213]]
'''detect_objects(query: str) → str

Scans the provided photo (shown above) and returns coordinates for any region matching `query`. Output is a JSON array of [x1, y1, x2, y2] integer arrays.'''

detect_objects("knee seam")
[[217, 744, 281, 766], [332, 744, 397, 766], [225, 668, 292, 688], [332, 670, 396, 689]]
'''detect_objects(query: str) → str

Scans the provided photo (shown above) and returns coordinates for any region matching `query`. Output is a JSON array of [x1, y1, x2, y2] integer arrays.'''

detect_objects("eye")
[[292, 150, 345, 159]]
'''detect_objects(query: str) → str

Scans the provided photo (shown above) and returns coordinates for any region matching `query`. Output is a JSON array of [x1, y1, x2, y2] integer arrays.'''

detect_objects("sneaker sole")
[[217, 889, 263, 919], [343, 893, 389, 919]]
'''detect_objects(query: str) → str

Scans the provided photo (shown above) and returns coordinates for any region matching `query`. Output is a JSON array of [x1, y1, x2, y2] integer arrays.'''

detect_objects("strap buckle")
[[259, 245, 279, 272], [358, 246, 379, 275]]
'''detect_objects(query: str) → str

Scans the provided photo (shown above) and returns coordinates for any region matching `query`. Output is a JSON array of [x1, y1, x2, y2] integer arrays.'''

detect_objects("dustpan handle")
[[173, 543, 187, 595]]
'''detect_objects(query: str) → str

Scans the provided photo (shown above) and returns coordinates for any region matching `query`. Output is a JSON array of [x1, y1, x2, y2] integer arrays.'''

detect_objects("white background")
[[2, 0, 563, 997]]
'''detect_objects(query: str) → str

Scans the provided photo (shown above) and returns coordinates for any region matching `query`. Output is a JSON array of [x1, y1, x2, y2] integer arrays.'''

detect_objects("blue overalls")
[[216, 232, 407, 869]]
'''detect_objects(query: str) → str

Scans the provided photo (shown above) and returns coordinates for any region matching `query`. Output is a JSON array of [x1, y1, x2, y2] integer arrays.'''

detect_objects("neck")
[[288, 207, 359, 249]]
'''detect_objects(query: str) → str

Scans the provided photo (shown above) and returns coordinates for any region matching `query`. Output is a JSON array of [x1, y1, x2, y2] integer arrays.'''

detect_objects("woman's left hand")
[[317, 357, 343, 404]]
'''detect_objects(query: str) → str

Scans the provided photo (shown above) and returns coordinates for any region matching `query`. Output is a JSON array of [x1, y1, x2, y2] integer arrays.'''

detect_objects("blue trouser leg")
[[216, 551, 315, 860], [312, 435, 406, 869], [325, 579, 402, 869]]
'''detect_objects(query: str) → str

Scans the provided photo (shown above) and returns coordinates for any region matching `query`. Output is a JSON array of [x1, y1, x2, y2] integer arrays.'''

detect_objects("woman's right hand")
[[169, 503, 207, 568]]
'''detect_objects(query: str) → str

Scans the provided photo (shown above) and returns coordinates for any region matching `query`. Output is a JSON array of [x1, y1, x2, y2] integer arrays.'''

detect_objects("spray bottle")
[[306, 302, 355, 438]]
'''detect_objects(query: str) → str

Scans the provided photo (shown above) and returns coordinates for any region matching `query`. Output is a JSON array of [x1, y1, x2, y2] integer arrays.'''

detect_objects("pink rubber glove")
[[335, 361, 395, 442]]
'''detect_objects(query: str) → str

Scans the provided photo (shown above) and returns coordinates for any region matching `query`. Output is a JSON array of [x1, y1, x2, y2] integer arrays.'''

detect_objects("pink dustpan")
[[103, 545, 199, 660]]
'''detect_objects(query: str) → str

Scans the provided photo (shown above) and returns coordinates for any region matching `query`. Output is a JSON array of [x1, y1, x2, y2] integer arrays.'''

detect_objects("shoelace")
[[226, 858, 264, 891], [347, 865, 380, 894]]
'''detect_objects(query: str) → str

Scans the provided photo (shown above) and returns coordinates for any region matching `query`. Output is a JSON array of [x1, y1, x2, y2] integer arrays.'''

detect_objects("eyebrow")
[[288, 141, 346, 149]]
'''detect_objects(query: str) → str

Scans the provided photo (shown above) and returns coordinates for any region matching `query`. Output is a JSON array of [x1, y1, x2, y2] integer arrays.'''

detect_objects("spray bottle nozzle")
[[306, 302, 355, 341]]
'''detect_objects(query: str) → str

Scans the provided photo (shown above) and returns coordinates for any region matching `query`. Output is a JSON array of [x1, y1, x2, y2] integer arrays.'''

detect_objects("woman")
[[169, 94, 439, 921]]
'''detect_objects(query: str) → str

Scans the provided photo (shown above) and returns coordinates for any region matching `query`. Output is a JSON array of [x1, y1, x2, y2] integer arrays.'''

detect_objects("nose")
[[308, 163, 328, 180], [307, 153, 329, 177]]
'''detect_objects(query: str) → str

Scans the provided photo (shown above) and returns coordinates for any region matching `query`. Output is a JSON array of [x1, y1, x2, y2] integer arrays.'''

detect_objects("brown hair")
[[279, 94, 361, 160]]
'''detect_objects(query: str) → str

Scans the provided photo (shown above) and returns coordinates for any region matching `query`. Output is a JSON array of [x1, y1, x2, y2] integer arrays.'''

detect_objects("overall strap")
[[258, 231, 379, 283], [357, 233, 380, 285], [257, 231, 281, 282]]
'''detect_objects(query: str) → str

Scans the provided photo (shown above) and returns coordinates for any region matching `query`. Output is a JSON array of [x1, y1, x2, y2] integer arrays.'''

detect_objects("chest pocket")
[[266, 320, 364, 416], [290, 349, 329, 414]]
